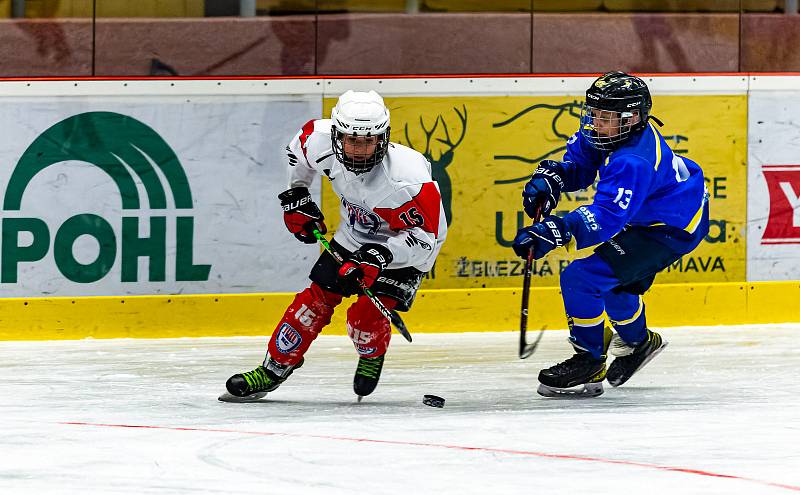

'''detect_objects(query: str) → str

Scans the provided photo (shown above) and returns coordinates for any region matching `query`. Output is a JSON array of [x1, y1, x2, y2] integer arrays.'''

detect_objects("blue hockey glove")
[[512, 215, 572, 259], [522, 160, 566, 218]]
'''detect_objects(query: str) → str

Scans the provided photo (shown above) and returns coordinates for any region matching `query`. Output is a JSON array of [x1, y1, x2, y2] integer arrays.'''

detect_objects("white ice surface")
[[2, 325, 799, 495]]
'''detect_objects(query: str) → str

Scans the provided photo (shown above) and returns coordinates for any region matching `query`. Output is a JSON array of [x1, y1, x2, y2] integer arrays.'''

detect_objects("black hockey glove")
[[337, 244, 393, 294], [522, 160, 566, 218], [278, 187, 327, 244], [512, 215, 572, 260]]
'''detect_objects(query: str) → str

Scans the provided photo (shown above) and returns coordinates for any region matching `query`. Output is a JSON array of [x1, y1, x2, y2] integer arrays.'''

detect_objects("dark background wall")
[[0, 13, 797, 77]]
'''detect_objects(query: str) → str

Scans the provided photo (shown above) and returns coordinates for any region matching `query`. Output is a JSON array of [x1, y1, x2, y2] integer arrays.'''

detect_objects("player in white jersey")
[[222, 90, 447, 401]]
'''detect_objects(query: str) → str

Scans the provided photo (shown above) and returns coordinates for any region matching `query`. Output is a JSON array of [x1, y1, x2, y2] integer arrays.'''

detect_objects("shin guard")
[[346, 295, 397, 358], [267, 283, 342, 366]]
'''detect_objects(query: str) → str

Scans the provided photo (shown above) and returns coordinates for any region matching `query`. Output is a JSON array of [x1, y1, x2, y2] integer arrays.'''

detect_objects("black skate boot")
[[538, 326, 611, 398], [354, 354, 384, 401], [537, 352, 607, 398], [219, 356, 303, 403], [607, 329, 667, 387]]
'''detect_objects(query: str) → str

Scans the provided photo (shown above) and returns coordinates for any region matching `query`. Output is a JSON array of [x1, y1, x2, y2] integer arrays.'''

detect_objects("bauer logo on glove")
[[281, 194, 313, 211], [512, 215, 572, 260], [522, 160, 567, 218], [278, 186, 327, 244], [337, 243, 394, 294]]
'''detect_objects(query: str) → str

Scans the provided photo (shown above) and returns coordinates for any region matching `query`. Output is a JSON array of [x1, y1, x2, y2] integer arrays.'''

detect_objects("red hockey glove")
[[278, 187, 327, 244], [337, 244, 393, 293]]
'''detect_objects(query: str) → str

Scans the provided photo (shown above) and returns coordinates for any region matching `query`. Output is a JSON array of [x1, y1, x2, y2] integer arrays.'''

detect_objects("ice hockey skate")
[[218, 357, 303, 403], [607, 329, 667, 387], [354, 354, 384, 401], [537, 351, 607, 398]]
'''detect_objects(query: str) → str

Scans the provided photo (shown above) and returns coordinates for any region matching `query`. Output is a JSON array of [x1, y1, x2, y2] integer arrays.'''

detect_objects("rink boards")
[[0, 75, 798, 339], [0, 280, 798, 340]]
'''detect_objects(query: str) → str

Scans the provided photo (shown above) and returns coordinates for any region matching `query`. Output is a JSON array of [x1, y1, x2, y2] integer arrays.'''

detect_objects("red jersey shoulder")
[[374, 182, 442, 234], [297, 119, 316, 160]]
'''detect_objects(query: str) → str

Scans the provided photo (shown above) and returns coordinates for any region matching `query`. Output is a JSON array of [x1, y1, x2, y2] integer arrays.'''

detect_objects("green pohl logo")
[[2, 111, 211, 283]]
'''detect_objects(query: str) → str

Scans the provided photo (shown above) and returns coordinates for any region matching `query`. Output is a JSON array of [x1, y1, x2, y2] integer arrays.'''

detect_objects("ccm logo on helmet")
[[351, 122, 387, 132]]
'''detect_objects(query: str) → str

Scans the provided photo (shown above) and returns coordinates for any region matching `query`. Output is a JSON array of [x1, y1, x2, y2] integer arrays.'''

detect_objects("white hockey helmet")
[[330, 90, 391, 174]]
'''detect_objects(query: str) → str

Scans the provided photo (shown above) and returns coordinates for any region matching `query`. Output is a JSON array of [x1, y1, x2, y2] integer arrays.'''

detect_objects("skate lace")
[[242, 367, 273, 391], [355, 356, 383, 379], [552, 353, 590, 373]]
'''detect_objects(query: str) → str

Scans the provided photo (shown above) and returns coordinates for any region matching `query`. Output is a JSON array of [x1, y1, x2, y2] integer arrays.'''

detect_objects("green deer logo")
[[402, 105, 467, 227]]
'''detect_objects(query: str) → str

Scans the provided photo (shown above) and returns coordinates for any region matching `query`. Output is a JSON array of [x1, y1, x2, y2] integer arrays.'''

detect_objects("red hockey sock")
[[267, 283, 342, 366], [346, 295, 397, 358]]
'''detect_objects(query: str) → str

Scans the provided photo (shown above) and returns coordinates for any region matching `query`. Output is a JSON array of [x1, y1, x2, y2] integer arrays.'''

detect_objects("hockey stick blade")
[[519, 324, 545, 359], [313, 229, 412, 342], [389, 310, 412, 343]]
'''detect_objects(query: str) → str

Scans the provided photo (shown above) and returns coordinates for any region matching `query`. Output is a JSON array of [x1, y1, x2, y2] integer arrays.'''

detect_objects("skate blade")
[[608, 341, 668, 388], [218, 392, 268, 403], [357, 395, 364, 403], [537, 381, 604, 398]]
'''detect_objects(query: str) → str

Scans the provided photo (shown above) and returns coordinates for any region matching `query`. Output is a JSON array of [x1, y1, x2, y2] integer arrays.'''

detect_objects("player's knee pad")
[[346, 295, 397, 358], [268, 283, 342, 365], [560, 257, 609, 294], [560, 259, 589, 293]]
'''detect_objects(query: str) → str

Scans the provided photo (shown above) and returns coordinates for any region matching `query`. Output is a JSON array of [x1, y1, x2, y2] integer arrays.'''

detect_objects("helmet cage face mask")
[[580, 103, 641, 152], [331, 128, 391, 174]]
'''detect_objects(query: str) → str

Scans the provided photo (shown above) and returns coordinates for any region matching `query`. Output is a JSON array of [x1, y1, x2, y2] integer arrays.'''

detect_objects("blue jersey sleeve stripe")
[[650, 123, 662, 171], [684, 200, 706, 234]]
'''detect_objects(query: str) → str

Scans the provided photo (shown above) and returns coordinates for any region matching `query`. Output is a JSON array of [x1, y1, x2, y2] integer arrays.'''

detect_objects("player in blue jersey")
[[512, 72, 709, 397]]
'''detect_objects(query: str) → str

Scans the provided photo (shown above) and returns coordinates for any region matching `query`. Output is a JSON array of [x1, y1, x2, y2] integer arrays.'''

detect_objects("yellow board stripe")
[[610, 297, 643, 326], [650, 123, 662, 171], [1, 282, 800, 340]]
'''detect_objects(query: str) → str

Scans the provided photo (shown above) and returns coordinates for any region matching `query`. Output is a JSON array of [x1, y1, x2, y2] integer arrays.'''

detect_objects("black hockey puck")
[[422, 394, 445, 408]]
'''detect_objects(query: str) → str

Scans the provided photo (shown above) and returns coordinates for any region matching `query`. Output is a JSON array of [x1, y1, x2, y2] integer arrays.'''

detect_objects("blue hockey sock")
[[612, 307, 648, 345], [567, 317, 607, 360], [605, 293, 647, 345]]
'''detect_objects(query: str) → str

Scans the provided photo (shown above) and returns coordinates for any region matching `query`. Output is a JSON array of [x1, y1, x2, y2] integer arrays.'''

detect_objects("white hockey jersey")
[[286, 119, 447, 272]]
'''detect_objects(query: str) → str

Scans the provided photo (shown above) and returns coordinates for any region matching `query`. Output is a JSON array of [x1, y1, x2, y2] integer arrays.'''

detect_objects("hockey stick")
[[519, 209, 544, 359], [312, 229, 413, 343]]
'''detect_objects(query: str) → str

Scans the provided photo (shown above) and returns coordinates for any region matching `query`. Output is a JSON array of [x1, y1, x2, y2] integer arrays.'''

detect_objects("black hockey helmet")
[[580, 71, 653, 151]]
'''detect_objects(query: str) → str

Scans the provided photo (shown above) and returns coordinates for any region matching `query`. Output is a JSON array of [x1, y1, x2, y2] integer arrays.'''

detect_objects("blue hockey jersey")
[[559, 122, 707, 250]]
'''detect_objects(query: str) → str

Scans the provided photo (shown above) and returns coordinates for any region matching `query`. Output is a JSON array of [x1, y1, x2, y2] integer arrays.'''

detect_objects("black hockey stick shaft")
[[313, 229, 412, 343], [519, 209, 544, 359]]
